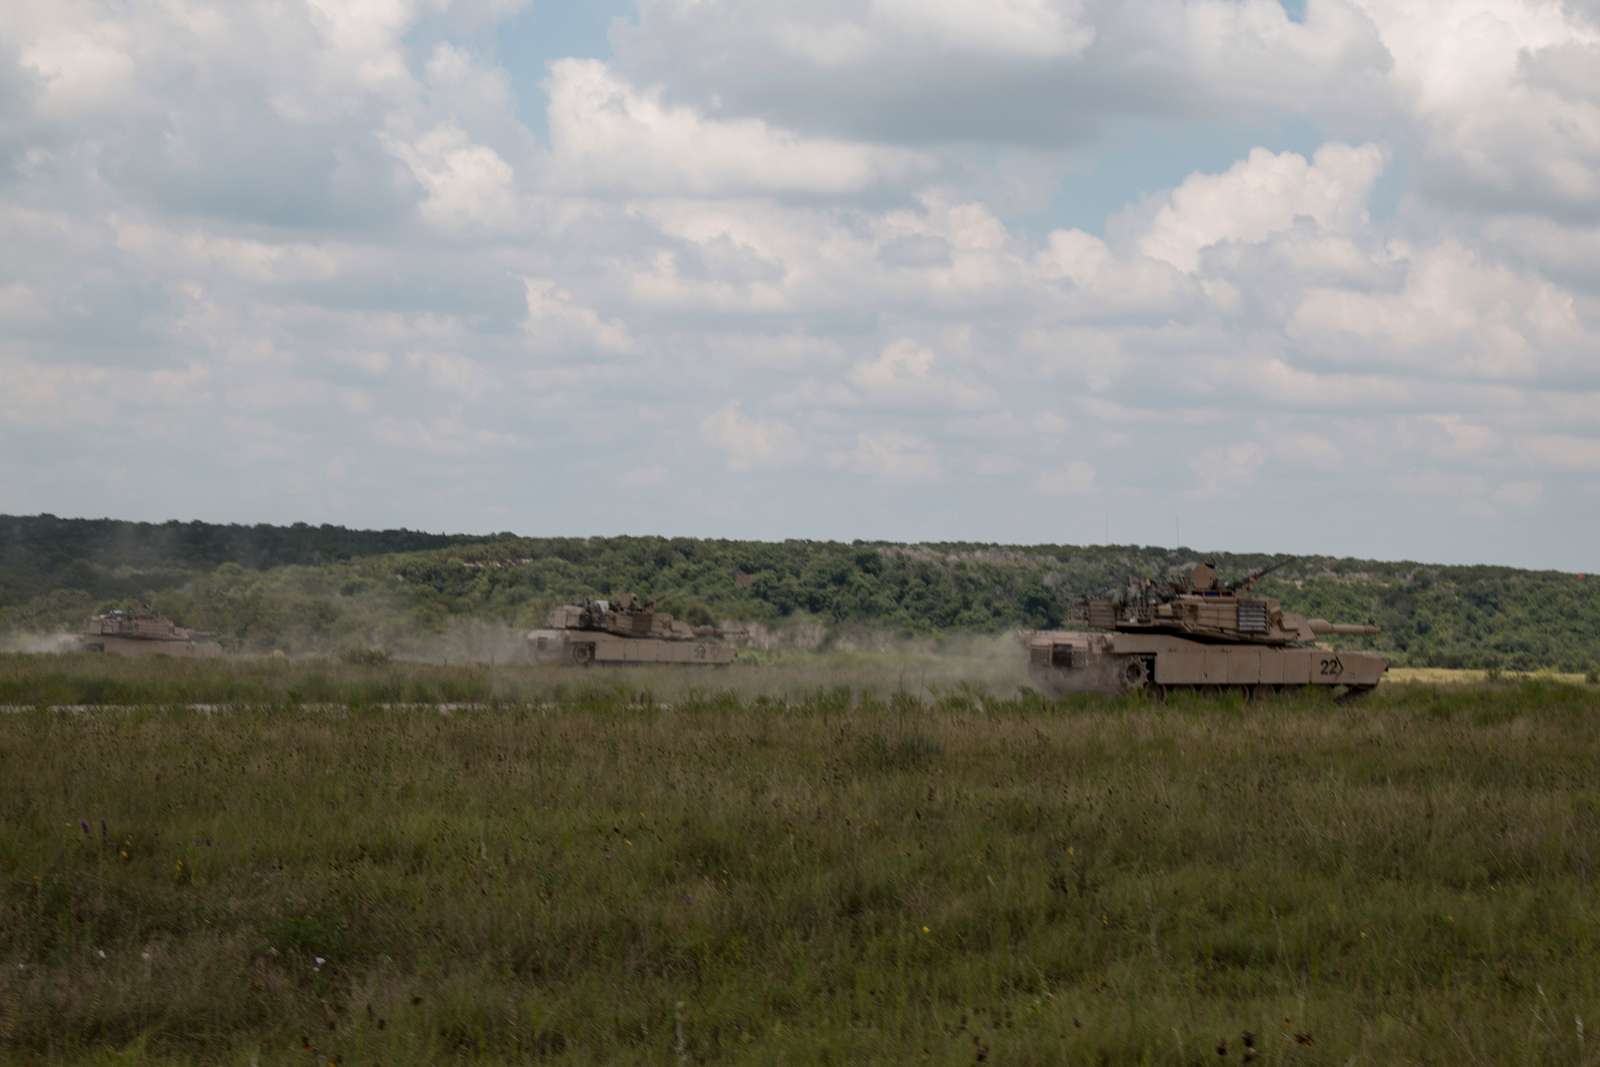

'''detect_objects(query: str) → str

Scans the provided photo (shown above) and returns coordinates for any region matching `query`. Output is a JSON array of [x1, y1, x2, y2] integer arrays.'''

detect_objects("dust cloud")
[[355, 616, 1037, 696], [0, 632, 81, 654], [1, 608, 1040, 696], [384, 618, 534, 666]]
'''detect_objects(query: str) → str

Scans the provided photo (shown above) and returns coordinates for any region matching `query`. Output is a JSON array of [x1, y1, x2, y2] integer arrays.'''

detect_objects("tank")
[[526, 594, 736, 667], [1024, 559, 1387, 697], [78, 608, 222, 658]]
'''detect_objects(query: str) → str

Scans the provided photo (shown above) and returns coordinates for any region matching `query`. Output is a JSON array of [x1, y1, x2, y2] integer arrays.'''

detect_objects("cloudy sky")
[[3, 1, 1598, 568]]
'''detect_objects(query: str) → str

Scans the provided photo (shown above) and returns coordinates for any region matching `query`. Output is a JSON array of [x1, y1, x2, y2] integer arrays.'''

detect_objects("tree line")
[[1, 515, 1594, 671]]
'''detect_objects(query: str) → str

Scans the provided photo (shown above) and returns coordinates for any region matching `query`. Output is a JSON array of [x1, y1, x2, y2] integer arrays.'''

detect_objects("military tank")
[[1024, 559, 1386, 697], [526, 594, 736, 667], [78, 608, 222, 658]]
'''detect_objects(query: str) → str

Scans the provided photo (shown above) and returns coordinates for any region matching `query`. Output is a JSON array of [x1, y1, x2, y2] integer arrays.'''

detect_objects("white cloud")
[[1036, 460, 1096, 496], [1188, 443, 1267, 499], [522, 278, 633, 356], [868, 0, 1095, 60], [1351, 0, 1600, 219], [373, 414, 520, 457], [1407, 415, 1502, 458], [1138, 144, 1385, 273], [1391, 470, 1545, 517], [333, 350, 393, 375], [406, 350, 486, 396], [0, 283, 43, 320], [830, 430, 941, 481], [1481, 215, 1600, 290], [625, 247, 791, 315], [1038, 229, 1111, 287], [385, 123, 517, 231], [1280, 433, 1343, 470], [851, 339, 936, 390], [1522, 434, 1600, 472], [618, 192, 1034, 319], [1037, 228, 1200, 317], [0, 357, 110, 427], [1289, 241, 1587, 379], [0, 353, 220, 430], [545, 59, 932, 198], [848, 339, 994, 410], [612, 0, 1389, 145], [112, 219, 343, 284], [304, 0, 419, 87], [18, 17, 135, 113], [700, 402, 801, 471], [697, 332, 848, 370], [1177, 0, 1392, 109], [1244, 360, 1417, 409]]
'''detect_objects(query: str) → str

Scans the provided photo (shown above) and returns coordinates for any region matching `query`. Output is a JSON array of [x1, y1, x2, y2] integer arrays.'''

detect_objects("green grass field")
[[4, 654, 1600, 1064]]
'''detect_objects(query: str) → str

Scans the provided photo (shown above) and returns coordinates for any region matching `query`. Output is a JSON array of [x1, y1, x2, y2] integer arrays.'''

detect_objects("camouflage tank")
[[1024, 559, 1386, 697], [79, 608, 222, 658], [526, 594, 736, 667]]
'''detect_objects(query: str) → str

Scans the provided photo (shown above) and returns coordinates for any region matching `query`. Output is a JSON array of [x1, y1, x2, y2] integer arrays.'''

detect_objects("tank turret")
[[545, 594, 703, 641], [1071, 558, 1381, 648]]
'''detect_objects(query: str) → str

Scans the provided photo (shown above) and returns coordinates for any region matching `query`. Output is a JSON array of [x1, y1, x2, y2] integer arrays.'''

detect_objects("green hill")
[[1, 515, 1594, 671]]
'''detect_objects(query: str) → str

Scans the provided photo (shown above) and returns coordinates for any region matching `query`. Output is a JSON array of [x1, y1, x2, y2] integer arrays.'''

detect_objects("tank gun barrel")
[[1307, 619, 1381, 637]]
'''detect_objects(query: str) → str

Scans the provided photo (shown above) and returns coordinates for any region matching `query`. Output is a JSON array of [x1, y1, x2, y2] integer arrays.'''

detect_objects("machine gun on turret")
[[1227, 557, 1292, 594]]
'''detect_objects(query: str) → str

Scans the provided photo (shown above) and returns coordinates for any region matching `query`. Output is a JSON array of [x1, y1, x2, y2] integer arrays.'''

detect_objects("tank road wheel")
[[569, 643, 595, 667], [1119, 656, 1153, 693]]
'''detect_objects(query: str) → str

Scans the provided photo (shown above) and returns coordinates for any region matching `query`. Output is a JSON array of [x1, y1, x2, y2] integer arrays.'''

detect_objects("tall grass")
[[2, 663, 1599, 1063]]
